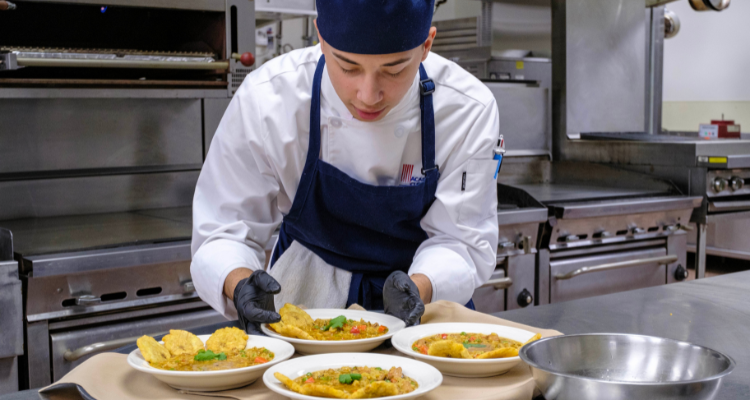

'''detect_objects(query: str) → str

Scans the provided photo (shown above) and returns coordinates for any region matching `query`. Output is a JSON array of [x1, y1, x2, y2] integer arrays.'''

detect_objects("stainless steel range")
[[4, 209, 226, 390], [574, 133, 750, 279], [0, 0, 258, 392]]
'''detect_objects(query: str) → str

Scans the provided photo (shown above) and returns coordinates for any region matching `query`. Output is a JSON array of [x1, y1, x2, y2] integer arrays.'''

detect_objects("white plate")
[[391, 323, 537, 377], [263, 352, 442, 400], [261, 309, 405, 355], [127, 334, 295, 391]]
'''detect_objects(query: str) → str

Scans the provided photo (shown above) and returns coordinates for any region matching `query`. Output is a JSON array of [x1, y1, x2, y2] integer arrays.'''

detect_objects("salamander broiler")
[[0, 0, 257, 391]]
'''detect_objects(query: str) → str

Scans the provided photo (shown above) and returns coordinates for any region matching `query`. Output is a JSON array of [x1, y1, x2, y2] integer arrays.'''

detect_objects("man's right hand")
[[232, 270, 282, 335]]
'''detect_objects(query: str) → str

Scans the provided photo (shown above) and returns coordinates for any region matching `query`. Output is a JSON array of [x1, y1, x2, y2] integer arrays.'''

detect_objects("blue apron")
[[270, 55, 474, 311]]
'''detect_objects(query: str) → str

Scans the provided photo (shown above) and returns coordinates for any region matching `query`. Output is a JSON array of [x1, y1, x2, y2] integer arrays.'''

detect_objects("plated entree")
[[136, 327, 274, 371]]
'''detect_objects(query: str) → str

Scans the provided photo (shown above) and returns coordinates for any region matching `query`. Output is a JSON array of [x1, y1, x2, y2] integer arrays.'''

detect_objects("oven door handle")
[[63, 332, 166, 362], [554, 255, 678, 280], [479, 277, 513, 290]]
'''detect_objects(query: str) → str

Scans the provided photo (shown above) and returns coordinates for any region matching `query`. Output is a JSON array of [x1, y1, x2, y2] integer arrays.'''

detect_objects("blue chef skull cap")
[[316, 0, 436, 55]]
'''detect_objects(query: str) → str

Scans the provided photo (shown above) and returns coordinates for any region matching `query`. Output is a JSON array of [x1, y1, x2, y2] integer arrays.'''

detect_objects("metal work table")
[[0, 207, 192, 256], [4, 272, 750, 399], [498, 271, 750, 399]]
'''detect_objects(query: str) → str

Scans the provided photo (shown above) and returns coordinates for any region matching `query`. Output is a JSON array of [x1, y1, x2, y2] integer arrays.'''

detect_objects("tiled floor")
[[686, 254, 750, 280]]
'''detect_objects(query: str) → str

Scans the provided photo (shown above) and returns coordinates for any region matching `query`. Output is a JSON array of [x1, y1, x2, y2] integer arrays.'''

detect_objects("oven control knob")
[[730, 177, 744, 191], [231, 52, 255, 67], [674, 264, 688, 281], [630, 227, 646, 235], [713, 177, 728, 192], [517, 289, 533, 308], [593, 230, 612, 239]]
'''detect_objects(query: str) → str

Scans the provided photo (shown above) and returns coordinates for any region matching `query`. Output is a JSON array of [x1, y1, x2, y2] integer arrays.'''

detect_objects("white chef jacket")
[[191, 45, 500, 318]]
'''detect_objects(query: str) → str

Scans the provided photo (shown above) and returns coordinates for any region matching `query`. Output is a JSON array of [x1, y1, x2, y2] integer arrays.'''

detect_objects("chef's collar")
[[321, 64, 420, 126]]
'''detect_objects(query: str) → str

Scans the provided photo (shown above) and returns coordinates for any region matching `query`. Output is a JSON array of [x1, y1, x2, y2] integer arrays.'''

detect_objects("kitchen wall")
[[662, 0, 750, 133]]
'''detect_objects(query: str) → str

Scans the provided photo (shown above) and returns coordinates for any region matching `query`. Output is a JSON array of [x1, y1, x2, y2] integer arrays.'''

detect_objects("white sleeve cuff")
[[408, 246, 475, 305], [190, 239, 264, 319]]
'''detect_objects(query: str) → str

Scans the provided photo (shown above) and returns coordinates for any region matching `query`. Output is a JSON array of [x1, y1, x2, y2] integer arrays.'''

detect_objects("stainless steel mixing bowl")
[[520, 333, 735, 400]]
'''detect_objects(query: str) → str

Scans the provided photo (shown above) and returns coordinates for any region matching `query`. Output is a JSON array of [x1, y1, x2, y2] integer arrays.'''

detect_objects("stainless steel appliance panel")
[[487, 58, 551, 88], [16, 0, 226, 11], [472, 268, 506, 314], [0, 99, 203, 174], [687, 214, 750, 261], [537, 249, 550, 306], [506, 252, 536, 310], [0, 171, 199, 220], [484, 82, 549, 156], [0, 357, 18, 394], [0, 261, 22, 359], [552, 0, 646, 152], [666, 233, 688, 284], [26, 321, 51, 389], [549, 247, 667, 303], [26, 258, 195, 322], [50, 308, 225, 382]]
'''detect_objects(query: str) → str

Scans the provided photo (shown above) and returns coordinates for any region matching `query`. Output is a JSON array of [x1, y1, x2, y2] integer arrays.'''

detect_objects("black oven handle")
[[554, 255, 678, 280], [64, 332, 167, 362]]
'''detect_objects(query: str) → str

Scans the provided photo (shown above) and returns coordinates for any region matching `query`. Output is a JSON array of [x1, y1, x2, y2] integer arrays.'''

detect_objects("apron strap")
[[307, 55, 326, 168], [418, 64, 437, 174]]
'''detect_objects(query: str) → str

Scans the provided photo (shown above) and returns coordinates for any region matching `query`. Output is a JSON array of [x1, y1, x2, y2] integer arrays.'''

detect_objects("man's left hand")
[[383, 271, 427, 326]]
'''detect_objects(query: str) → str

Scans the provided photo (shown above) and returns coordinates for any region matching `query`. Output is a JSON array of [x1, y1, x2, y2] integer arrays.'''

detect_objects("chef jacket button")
[[395, 126, 406, 138], [330, 118, 343, 128]]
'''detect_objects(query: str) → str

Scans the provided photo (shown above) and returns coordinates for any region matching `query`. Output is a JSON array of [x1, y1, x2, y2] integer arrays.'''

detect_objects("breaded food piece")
[[278, 303, 314, 328], [162, 329, 204, 356], [274, 372, 302, 393], [427, 340, 471, 359], [206, 327, 248, 354], [349, 381, 399, 399], [269, 321, 314, 340], [524, 333, 542, 345], [137, 335, 171, 364], [386, 367, 402, 381], [299, 384, 349, 399], [475, 347, 518, 359]]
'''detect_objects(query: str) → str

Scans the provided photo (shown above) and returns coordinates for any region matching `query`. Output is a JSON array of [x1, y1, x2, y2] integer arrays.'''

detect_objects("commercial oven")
[[0, 0, 258, 391], [537, 193, 700, 304]]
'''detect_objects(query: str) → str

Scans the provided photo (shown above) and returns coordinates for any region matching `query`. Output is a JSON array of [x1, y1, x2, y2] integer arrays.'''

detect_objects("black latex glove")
[[233, 270, 282, 335], [383, 270, 425, 327]]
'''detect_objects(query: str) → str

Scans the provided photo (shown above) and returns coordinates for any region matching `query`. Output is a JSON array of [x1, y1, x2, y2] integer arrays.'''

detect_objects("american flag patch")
[[401, 164, 414, 184]]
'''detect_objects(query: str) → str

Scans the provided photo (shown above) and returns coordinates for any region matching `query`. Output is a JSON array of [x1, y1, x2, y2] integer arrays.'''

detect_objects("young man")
[[191, 0, 500, 334]]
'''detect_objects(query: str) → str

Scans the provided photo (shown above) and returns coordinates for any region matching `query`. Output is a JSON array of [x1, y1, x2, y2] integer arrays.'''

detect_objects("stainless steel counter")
[[4, 272, 750, 399], [497, 271, 750, 399]]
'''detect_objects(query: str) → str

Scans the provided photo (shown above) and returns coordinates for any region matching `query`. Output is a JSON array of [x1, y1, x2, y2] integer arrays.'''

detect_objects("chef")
[[191, 0, 500, 334]]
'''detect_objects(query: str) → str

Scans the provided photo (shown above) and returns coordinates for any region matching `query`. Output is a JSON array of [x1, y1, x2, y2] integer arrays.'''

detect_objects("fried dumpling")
[[205, 327, 248, 354], [162, 329, 204, 356], [475, 347, 518, 359], [427, 340, 471, 359], [278, 303, 314, 329], [137, 335, 171, 363], [269, 321, 314, 340], [349, 381, 399, 399], [274, 372, 302, 393]]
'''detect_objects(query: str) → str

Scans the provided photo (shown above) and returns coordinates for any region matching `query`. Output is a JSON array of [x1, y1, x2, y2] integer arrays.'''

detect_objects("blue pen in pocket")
[[493, 134, 505, 179]]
